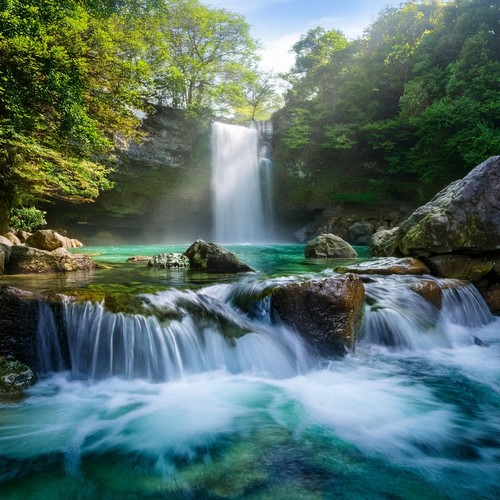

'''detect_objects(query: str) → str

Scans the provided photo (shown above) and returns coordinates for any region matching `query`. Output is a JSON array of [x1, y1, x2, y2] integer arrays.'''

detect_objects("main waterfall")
[[211, 122, 268, 243]]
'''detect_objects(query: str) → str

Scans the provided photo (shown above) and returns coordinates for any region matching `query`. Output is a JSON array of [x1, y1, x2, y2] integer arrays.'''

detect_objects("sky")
[[204, 0, 403, 72]]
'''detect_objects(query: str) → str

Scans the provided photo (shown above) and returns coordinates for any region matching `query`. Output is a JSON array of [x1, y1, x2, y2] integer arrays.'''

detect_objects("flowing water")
[[1, 245, 499, 499], [211, 122, 267, 244]]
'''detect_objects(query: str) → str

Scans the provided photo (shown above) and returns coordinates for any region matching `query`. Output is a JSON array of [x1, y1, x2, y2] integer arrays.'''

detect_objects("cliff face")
[[45, 107, 212, 244]]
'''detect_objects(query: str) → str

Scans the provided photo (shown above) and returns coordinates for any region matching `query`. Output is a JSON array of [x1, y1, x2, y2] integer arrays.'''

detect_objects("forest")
[[0, 0, 499, 232]]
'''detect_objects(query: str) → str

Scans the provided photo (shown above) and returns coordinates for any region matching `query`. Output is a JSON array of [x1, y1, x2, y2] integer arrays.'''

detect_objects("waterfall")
[[211, 122, 268, 243], [57, 288, 313, 382], [360, 277, 494, 350]]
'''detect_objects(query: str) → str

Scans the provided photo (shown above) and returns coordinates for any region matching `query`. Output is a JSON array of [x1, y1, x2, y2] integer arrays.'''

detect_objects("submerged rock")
[[184, 240, 254, 273], [271, 274, 365, 357], [304, 233, 357, 259], [126, 255, 151, 263], [409, 279, 443, 309], [0, 356, 37, 394], [336, 257, 430, 275], [148, 252, 190, 269]]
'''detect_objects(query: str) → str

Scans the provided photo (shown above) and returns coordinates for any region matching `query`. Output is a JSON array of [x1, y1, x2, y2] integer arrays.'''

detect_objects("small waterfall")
[[360, 277, 494, 350], [36, 300, 67, 374], [58, 288, 313, 382], [211, 122, 267, 243]]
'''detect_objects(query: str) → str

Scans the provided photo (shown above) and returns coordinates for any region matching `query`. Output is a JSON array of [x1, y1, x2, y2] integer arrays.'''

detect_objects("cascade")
[[36, 287, 314, 382], [211, 121, 272, 243]]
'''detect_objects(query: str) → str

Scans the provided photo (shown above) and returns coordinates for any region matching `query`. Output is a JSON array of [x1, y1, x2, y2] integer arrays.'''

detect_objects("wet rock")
[[0, 356, 37, 394], [0, 286, 41, 366], [393, 156, 500, 257], [424, 254, 493, 281], [148, 252, 190, 269], [336, 257, 430, 275], [409, 279, 443, 309], [270, 274, 365, 357], [126, 256, 151, 263], [304, 234, 357, 259], [184, 240, 253, 273], [6, 246, 95, 274], [475, 282, 500, 314]]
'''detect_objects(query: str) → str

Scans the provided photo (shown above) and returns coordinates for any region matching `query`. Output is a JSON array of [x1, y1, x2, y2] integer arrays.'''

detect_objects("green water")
[[0, 244, 499, 499]]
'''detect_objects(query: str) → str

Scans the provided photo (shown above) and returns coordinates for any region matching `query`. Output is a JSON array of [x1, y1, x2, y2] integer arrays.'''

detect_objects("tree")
[[151, 0, 259, 115], [0, 0, 156, 231]]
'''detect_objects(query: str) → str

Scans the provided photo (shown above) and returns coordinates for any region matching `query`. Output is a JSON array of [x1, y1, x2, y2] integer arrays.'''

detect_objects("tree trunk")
[[0, 185, 13, 234]]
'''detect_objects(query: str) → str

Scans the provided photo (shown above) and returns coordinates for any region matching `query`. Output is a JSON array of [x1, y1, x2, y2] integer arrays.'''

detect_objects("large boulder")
[[305, 234, 357, 259], [393, 156, 500, 257], [0, 356, 37, 394], [270, 274, 365, 357], [5, 246, 95, 274], [148, 252, 190, 269], [184, 240, 253, 273], [336, 257, 430, 275], [25, 229, 69, 251], [25, 229, 66, 250]]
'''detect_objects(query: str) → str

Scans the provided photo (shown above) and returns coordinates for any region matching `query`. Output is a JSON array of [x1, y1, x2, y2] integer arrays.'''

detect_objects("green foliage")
[[274, 0, 500, 207], [0, 0, 264, 229], [9, 206, 47, 232]]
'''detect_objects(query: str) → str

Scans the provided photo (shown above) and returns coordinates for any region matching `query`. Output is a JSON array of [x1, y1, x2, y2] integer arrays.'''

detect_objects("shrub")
[[9, 207, 47, 232]]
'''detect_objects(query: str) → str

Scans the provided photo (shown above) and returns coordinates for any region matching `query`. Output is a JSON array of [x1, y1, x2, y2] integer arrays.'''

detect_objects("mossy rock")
[[0, 356, 37, 394]]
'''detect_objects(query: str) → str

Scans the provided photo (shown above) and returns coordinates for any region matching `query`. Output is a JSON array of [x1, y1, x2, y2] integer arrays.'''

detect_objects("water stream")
[[211, 122, 268, 244], [1, 245, 499, 499]]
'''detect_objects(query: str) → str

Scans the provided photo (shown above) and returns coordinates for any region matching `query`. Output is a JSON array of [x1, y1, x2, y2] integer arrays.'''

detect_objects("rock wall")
[[44, 107, 212, 244]]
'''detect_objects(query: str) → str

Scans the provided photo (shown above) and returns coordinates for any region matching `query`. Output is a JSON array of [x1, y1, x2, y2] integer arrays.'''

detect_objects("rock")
[[0, 287, 41, 365], [148, 252, 190, 269], [475, 283, 500, 314], [3, 231, 22, 245], [393, 156, 500, 257], [16, 230, 31, 243], [184, 240, 253, 273], [270, 274, 365, 357], [25, 229, 68, 251], [409, 279, 443, 309], [0, 235, 13, 246], [0, 356, 37, 394], [424, 254, 494, 281], [5, 246, 96, 274], [126, 256, 151, 263], [370, 227, 400, 257], [52, 248, 96, 272], [348, 222, 375, 246], [336, 257, 430, 275], [304, 234, 357, 259]]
